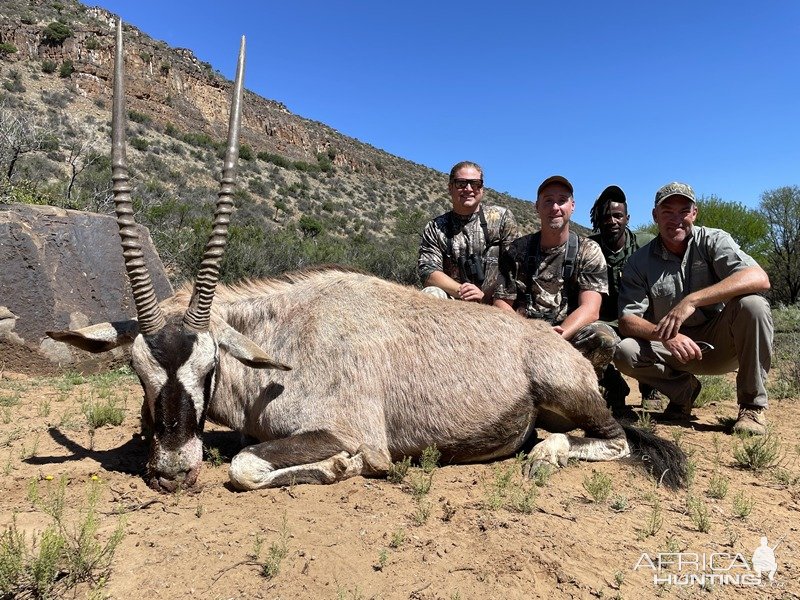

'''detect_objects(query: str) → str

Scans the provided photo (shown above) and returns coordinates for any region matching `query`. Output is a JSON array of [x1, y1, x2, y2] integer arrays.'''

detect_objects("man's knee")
[[614, 337, 639, 374], [733, 294, 771, 320]]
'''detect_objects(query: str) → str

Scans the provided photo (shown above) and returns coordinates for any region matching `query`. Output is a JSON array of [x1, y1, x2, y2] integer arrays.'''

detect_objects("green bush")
[[130, 137, 149, 152], [0, 43, 18, 56], [41, 59, 57, 74], [58, 59, 73, 78], [42, 22, 73, 45]]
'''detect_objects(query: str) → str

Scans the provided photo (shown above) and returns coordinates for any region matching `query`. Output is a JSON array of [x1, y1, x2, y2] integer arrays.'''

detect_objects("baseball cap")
[[654, 182, 695, 206], [537, 175, 574, 197], [597, 185, 626, 204]]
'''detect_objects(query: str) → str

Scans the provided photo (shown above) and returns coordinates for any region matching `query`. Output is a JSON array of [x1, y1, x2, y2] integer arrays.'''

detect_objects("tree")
[[759, 186, 800, 304], [694, 195, 770, 264], [42, 22, 73, 45], [0, 103, 54, 179]]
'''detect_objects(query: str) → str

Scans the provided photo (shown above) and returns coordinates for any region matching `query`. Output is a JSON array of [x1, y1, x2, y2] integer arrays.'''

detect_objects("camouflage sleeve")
[[493, 236, 525, 302], [417, 218, 445, 284], [499, 208, 519, 251], [576, 239, 608, 295]]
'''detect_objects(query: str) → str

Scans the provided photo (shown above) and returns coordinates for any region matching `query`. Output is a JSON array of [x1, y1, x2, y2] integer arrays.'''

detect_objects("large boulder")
[[0, 203, 174, 374]]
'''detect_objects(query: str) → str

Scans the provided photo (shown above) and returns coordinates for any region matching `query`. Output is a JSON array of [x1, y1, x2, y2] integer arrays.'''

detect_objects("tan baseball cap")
[[654, 182, 695, 206]]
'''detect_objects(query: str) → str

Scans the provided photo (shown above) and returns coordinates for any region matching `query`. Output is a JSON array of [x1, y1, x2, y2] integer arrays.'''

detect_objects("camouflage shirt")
[[588, 228, 655, 323], [495, 232, 608, 325], [417, 205, 519, 301]]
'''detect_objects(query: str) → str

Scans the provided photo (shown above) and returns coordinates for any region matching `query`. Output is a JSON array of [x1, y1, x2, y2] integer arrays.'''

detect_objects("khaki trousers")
[[614, 295, 773, 409]]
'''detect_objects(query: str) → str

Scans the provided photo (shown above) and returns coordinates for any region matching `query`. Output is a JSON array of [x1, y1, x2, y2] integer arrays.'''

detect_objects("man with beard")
[[615, 182, 773, 434], [494, 176, 618, 380], [588, 185, 657, 416]]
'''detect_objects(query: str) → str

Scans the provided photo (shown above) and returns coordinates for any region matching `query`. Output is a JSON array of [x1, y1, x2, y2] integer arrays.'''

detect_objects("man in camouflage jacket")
[[494, 176, 619, 380], [418, 161, 518, 303]]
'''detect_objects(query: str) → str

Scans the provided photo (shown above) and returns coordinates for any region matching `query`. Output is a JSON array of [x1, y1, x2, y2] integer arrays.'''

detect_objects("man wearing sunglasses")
[[418, 161, 518, 303], [494, 176, 619, 383]]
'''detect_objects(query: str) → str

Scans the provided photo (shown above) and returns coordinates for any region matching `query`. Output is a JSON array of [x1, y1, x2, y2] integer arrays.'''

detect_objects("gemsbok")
[[48, 21, 687, 492]]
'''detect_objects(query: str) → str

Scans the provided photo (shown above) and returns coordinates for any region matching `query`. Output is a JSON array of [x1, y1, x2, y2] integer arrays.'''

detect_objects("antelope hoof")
[[527, 433, 570, 469]]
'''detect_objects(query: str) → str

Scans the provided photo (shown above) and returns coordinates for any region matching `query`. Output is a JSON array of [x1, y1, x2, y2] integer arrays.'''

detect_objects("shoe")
[[641, 388, 664, 411], [655, 401, 694, 422], [732, 406, 767, 436], [655, 377, 702, 422]]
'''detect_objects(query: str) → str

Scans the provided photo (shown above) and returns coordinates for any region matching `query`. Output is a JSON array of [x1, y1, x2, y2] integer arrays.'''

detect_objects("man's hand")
[[655, 298, 696, 340], [663, 333, 703, 364], [458, 283, 484, 303]]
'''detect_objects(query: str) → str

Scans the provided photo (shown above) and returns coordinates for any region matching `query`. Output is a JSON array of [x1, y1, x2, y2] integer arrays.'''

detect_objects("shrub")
[[58, 59, 74, 78], [0, 43, 18, 56], [128, 110, 151, 125], [42, 22, 73, 45], [41, 59, 57, 74], [130, 137, 149, 152], [85, 36, 99, 50], [239, 144, 253, 161]]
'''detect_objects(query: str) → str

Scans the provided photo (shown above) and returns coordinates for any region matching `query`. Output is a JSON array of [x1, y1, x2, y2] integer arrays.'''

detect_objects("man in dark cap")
[[615, 182, 773, 434], [494, 176, 618, 380], [588, 185, 657, 415]]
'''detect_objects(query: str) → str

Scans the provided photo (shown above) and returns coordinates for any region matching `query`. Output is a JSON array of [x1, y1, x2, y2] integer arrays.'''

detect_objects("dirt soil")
[[1, 371, 798, 600]]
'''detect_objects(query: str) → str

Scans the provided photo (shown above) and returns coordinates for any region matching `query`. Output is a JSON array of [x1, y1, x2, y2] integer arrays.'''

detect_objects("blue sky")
[[90, 1, 799, 228]]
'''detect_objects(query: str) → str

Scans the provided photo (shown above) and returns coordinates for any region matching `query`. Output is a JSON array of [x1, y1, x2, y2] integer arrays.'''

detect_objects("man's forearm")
[[684, 266, 770, 310], [424, 271, 461, 298], [619, 314, 660, 340]]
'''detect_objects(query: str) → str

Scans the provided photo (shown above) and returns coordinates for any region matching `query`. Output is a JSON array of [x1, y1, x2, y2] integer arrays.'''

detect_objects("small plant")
[[508, 483, 537, 514], [706, 472, 729, 499], [637, 496, 662, 540], [610, 494, 629, 512], [636, 410, 654, 432], [441, 499, 456, 522], [733, 431, 781, 471], [41, 59, 57, 74], [411, 498, 430, 526], [582, 470, 612, 503], [259, 515, 289, 580], [483, 462, 516, 510], [0, 392, 19, 407], [419, 445, 441, 473], [205, 446, 223, 467], [374, 548, 388, 571], [525, 460, 552, 487], [58, 59, 74, 78], [388, 528, 405, 549], [387, 456, 411, 483], [195, 502, 204, 518], [408, 468, 433, 499], [694, 375, 735, 407], [0, 43, 17, 56], [1, 476, 125, 598], [731, 490, 754, 519], [82, 397, 125, 429], [613, 570, 625, 587], [130, 136, 149, 152], [686, 494, 711, 532]]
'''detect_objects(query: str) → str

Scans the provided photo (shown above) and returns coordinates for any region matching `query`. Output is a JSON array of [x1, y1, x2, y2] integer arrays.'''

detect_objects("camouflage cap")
[[537, 175, 574, 197], [654, 182, 695, 206]]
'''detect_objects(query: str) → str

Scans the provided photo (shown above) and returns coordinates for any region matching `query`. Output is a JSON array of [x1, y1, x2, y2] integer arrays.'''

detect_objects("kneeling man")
[[615, 182, 773, 434]]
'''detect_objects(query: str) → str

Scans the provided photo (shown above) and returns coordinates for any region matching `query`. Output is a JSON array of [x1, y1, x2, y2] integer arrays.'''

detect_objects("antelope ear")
[[216, 323, 291, 371], [47, 320, 140, 353]]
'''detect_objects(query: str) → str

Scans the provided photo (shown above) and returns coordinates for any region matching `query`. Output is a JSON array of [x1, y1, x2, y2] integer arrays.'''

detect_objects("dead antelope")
[[48, 22, 687, 492]]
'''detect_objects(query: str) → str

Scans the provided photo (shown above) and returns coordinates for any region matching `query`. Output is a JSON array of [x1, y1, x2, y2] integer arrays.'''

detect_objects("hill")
[[0, 0, 573, 285]]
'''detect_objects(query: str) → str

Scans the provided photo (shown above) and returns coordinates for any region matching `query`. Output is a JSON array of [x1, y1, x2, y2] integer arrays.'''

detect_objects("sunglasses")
[[452, 178, 484, 190]]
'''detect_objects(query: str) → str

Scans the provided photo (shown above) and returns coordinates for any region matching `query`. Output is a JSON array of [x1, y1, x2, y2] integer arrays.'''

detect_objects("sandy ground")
[[1, 370, 798, 600]]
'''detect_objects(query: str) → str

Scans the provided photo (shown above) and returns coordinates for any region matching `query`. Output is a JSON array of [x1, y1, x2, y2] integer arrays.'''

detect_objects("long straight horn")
[[183, 36, 246, 333], [112, 20, 166, 335]]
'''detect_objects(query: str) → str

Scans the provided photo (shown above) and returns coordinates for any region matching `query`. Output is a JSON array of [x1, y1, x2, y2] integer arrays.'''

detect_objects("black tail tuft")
[[621, 423, 688, 490]]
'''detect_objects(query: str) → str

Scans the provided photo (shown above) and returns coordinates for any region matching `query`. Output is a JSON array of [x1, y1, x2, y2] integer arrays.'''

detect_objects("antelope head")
[[48, 21, 289, 492]]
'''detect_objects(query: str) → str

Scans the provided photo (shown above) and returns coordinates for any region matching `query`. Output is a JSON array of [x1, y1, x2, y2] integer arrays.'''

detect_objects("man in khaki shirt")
[[615, 182, 773, 435]]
